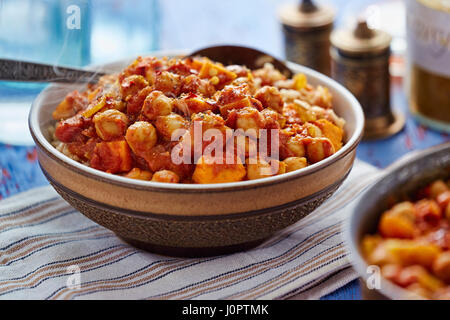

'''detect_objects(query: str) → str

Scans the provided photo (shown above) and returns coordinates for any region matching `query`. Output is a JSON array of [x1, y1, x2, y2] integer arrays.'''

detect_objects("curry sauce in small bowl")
[[347, 142, 450, 299]]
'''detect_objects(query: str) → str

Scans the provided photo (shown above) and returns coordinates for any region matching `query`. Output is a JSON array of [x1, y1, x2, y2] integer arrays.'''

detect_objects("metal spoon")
[[188, 45, 293, 77], [0, 58, 106, 84], [0, 45, 292, 84]]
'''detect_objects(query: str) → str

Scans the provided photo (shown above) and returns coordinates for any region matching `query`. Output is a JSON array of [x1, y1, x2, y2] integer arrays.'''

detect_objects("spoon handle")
[[0, 59, 105, 84]]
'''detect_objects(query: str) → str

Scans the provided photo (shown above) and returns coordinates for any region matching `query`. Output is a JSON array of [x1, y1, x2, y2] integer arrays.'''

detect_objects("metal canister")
[[278, 0, 334, 76], [331, 21, 405, 140]]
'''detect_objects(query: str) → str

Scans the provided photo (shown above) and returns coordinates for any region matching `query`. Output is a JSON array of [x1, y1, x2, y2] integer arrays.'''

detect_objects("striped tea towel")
[[0, 159, 379, 300]]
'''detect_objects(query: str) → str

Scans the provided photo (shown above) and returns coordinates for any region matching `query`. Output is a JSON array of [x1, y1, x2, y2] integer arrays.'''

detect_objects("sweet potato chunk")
[[368, 239, 441, 268], [52, 90, 88, 120], [246, 158, 285, 180], [379, 202, 417, 239], [142, 91, 173, 120], [283, 157, 307, 173], [90, 140, 132, 173], [198, 59, 237, 87], [254, 86, 284, 113], [192, 155, 246, 184], [54, 115, 89, 143], [315, 119, 344, 151], [124, 168, 153, 181]]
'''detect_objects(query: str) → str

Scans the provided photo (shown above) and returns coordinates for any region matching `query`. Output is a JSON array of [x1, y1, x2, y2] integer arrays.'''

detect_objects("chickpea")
[[429, 180, 448, 199], [405, 283, 432, 299], [434, 287, 450, 300], [254, 86, 284, 113], [361, 235, 383, 259], [261, 108, 284, 129], [154, 71, 182, 96], [311, 85, 332, 109], [93, 109, 128, 141], [125, 121, 158, 156], [190, 111, 227, 132], [379, 202, 416, 239], [433, 252, 450, 282], [120, 75, 149, 101], [142, 91, 173, 120], [216, 83, 250, 106], [283, 100, 316, 124], [252, 62, 286, 86], [389, 202, 416, 220], [182, 112, 229, 152], [151, 170, 180, 183], [181, 75, 216, 97], [286, 135, 306, 158], [415, 199, 442, 224], [283, 157, 307, 172], [124, 168, 153, 181], [436, 190, 450, 210], [235, 107, 266, 137], [380, 264, 402, 282], [303, 123, 322, 138], [226, 64, 251, 78], [233, 135, 258, 159], [246, 158, 285, 180], [155, 113, 188, 140], [446, 203, 450, 222], [397, 266, 444, 293], [306, 138, 335, 163]]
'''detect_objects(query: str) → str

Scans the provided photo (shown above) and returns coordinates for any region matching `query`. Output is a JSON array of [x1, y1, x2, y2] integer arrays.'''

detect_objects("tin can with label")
[[278, 0, 334, 76], [406, 0, 450, 133]]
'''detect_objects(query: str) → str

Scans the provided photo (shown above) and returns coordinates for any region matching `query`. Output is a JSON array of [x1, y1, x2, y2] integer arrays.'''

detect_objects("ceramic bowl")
[[346, 142, 450, 299], [29, 51, 364, 257]]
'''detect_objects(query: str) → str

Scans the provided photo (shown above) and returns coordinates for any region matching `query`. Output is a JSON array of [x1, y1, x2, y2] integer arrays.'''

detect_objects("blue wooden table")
[[0, 0, 448, 299]]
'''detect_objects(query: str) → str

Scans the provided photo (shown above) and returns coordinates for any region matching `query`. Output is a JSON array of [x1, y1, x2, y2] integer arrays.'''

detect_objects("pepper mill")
[[278, 0, 335, 76], [331, 20, 405, 140]]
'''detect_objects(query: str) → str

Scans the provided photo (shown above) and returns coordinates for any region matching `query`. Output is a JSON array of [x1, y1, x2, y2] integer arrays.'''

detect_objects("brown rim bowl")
[[29, 50, 364, 257], [346, 142, 450, 299]]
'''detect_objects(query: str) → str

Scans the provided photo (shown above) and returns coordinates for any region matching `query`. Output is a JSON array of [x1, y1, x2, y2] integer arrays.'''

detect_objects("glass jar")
[[0, 0, 160, 145], [406, 0, 450, 132]]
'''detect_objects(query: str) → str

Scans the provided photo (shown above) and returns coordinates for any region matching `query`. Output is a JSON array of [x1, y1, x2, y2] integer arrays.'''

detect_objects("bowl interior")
[[30, 50, 364, 190], [348, 142, 450, 299]]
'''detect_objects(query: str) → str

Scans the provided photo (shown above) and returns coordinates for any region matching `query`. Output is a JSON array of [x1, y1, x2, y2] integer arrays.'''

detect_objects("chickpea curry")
[[362, 179, 450, 299], [51, 56, 345, 184]]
